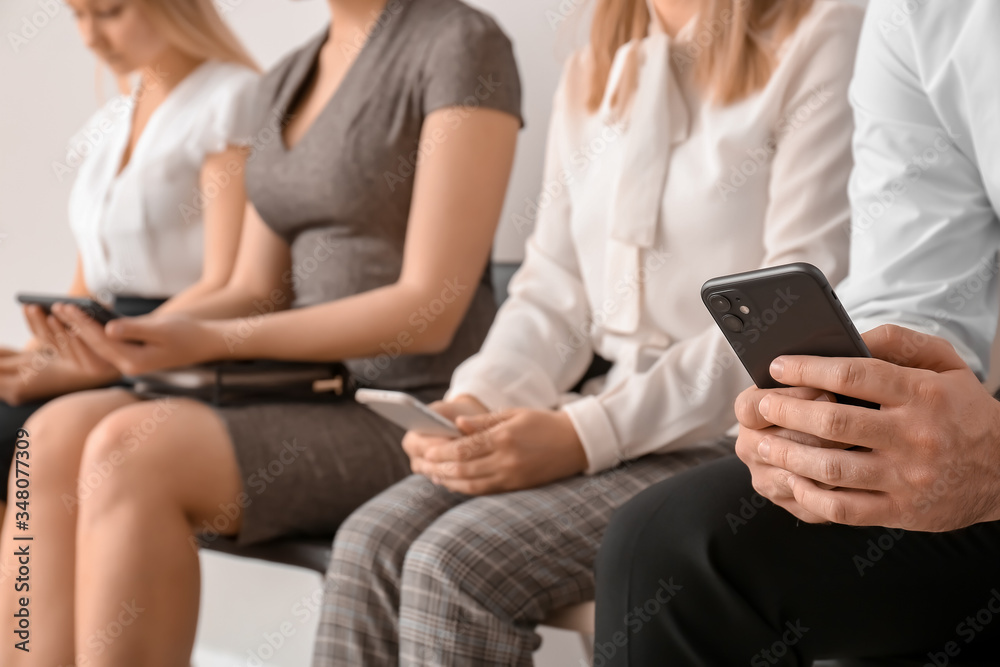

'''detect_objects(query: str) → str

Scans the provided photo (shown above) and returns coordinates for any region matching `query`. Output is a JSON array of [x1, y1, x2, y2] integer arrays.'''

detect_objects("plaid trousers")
[[311, 438, 735, 666]]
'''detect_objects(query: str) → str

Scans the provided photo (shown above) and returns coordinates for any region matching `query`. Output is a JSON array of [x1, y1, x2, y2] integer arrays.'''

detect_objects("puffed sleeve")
[[192, 64, 261, 154]]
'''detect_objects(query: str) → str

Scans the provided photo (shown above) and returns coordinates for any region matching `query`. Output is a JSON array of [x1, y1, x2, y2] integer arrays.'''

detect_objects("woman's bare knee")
[[15, 389, 138, 500], [77, 398, 244, 533]]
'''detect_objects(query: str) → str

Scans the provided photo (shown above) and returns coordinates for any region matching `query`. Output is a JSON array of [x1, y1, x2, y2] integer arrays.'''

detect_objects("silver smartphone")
[[355, 388, 461, 437]]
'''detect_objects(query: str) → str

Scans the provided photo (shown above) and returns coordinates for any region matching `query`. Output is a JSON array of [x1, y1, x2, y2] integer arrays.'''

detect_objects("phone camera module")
[[710, 294, 731, 312], [721, 314, 744, 333]]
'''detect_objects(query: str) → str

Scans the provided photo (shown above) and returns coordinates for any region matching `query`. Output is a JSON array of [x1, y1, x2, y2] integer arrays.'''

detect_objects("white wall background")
[[0, 0, 584, 346]]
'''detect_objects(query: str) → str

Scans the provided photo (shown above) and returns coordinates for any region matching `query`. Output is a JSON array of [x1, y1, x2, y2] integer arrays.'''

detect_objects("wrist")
[[201, 320, 242, 361], [555, 410, 588, 474]]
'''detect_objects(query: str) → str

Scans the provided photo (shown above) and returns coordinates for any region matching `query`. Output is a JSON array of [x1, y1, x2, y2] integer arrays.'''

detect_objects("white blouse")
[[447, 1, 864, 474], [66, 60, 259, 301]]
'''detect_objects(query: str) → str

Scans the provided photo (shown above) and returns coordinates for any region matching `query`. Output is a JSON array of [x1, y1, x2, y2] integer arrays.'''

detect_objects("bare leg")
[[0, 389, 139, 667], [74, 397, 244, 666]]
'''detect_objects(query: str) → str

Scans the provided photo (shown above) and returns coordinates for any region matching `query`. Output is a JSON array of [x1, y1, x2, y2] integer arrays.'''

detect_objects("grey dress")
[[215, 0, 522, 545]]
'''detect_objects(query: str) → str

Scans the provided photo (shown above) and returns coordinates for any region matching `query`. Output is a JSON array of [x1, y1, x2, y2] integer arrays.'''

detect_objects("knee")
[[329, 479, 435, 582], [17, 395, 96, 493], [332, 500, 401, 571], [401, 507, 497, 598], [597, 457, 752, 590], [76, 404, 166, 514]]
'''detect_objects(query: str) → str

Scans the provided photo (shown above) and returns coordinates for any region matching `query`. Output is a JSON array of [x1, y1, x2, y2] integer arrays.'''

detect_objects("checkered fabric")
[[312, 438, 735, 666]]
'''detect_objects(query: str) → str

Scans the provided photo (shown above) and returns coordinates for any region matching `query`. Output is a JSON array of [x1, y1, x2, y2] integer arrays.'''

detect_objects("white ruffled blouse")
[[65, 60, 258, 301], [448, 1, 864, 473]]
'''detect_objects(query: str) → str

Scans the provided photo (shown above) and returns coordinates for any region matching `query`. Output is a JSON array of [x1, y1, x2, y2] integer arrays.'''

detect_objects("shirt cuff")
[[562, 395, 622, 475]]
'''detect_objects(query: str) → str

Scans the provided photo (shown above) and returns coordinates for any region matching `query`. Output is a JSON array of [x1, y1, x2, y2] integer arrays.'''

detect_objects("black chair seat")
[[197, 535, 332, 574]]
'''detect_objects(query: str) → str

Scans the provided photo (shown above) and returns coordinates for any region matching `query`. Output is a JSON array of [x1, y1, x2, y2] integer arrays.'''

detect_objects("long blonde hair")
[[138, 0, 258, 72], [587, 0, 813, 111]]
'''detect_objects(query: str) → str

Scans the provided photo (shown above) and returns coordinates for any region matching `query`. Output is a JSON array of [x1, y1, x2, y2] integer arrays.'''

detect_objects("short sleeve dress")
[[212, 0, 523, 545]]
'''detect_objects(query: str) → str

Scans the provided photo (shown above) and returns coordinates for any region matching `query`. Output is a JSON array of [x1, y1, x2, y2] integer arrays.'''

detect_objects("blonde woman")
[[0, 0, 522, 663], [0, 0, 256, 519], [311, 0, 863, 664]]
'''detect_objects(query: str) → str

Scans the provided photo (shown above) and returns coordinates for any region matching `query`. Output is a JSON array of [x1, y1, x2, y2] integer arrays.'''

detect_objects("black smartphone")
[[701, 262, 878, 409], [16, 294, 121, 326]]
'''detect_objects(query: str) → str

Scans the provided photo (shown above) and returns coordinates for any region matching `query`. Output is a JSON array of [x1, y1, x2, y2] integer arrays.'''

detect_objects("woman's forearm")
[[204, 280, 469, 362], [153, 280, 223, 315], [155, 282, 292, 321]]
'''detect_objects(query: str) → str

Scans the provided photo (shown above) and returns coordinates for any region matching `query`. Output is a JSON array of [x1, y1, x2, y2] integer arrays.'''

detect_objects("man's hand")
[[735, 386, 840, 524], [736, 324, 1000, 532], [405, 406, 588, 496]]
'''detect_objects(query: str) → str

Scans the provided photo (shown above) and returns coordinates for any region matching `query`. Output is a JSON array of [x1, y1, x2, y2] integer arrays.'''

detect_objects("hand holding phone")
[[355, 388, 462, 437], [702, 262, 878, 409], [17, 294, 121, 326]]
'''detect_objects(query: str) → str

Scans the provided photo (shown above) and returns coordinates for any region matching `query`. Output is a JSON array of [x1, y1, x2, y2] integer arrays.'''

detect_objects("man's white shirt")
[[838, 0, 1000, 377]]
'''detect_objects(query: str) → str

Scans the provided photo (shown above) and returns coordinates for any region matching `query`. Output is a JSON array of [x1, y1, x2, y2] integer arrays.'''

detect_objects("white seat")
[[540, 602, 595, 664]]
